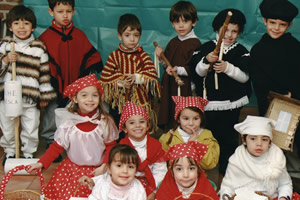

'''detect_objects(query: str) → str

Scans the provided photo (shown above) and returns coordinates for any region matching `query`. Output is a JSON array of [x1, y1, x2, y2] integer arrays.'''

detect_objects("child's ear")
[[48, 8, 54, 17], [72, 96, 78, 104], [192, 19, 197, 27], [117, 33, 122, 41], [264, 18, 267, 25], [241, 136, 246, 145]]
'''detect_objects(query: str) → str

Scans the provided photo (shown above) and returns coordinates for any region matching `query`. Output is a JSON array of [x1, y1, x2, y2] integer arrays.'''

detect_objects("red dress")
[[156, 170, 219, 200]]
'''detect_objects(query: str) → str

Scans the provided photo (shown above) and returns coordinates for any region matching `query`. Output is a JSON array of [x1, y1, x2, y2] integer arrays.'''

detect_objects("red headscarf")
[[118, 101, 149, 132], [63, 74, 103, 99], [172, 96, 209, 120]]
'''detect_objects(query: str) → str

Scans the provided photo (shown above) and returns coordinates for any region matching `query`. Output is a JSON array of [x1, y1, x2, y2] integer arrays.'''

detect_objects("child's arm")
[[277, 170, 293, 200], [38, 141, 65, 170]]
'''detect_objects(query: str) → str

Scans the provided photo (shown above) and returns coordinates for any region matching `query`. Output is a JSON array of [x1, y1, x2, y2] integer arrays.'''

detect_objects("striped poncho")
[[100, 44, 160, 113]]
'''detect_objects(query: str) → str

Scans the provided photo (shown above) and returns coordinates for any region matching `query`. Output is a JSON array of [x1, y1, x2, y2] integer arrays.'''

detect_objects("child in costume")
[[118, 101, 167, 200], [79, 144, 146, 200], [250, 0, 300, 117], [159, 96, 219, 171], [27, 74, 118, 200], [219, 116, 294, 200], [39, 0, 103, 149], [189, 9, 252, 182], [250, 0, 300, 173], [155, 1, 201, 130], [156, 141, 219, 200], [99, 13, 160, 132], [0, 5, 56, 162]]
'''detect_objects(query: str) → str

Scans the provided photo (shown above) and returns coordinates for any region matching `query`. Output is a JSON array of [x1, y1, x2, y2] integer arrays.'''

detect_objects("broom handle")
[[10, 42, 20, 159]]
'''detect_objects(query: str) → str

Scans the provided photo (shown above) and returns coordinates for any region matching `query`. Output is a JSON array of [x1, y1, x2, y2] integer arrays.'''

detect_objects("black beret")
[[212, 8, 246, 33], [260, 0, 298, 22]]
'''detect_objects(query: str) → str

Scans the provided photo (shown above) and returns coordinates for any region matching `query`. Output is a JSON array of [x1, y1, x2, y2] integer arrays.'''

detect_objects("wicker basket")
[[0, 165, 49, 200], [222, 191, 272, 200]]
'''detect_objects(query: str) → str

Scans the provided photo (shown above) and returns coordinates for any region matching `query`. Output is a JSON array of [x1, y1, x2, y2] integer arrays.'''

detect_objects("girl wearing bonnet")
[[219, 116, 294, 200]]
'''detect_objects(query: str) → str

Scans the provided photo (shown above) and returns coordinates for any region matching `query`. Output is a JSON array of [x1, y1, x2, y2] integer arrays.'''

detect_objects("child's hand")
[[213, 60, 227, 73], [40, 101, 49, 108], [155, 46, 163, 58], [147, 192, 155, 200], [206, 52, 218, 63], [91, 163, 107, 176], [125, 74, 136, 85], [166, 66, 177, 76], [26, 163, 43, 174], [3, 52, 18, 65], [187, 128, 199, 141], [284, 92, 291, 98], [78, 176, 95, 188]]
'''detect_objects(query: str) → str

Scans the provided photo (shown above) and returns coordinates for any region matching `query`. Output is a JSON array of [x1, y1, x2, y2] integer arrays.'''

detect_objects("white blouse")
[[89, 172, 147, 200], [54, 108, 118, 166]]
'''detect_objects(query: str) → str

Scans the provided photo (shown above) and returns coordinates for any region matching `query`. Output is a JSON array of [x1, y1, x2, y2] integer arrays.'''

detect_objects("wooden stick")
[[209, 11, 232, 72], [10, 42, 20, 159], [215, 41, 224, 90], [153, 41, 184, 86]]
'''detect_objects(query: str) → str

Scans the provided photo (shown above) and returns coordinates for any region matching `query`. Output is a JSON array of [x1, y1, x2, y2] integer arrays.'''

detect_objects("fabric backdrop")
[[24, 0, 300, 106]]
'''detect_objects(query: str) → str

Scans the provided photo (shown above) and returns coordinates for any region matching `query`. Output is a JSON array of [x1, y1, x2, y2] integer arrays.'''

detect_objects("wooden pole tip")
[[228, 11, 233, 16]]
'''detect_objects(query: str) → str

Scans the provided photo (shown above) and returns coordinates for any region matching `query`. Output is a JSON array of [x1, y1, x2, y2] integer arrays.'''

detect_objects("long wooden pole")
[[10, 42, 20, 159]]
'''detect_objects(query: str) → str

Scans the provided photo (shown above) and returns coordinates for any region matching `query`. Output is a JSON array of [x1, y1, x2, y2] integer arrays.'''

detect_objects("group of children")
[[0, 0, 300, 199]]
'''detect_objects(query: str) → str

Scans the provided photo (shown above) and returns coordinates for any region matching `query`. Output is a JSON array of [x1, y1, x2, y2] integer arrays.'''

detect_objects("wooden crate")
[[265, 92, 300, 151]]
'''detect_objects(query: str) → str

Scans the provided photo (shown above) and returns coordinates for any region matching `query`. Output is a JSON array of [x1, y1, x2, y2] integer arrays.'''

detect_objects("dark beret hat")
[[212, 8, 246, 33], [260, 0, 298, 22]]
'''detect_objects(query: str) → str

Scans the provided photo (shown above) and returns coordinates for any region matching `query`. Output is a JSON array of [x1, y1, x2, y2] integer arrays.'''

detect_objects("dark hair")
[[118, 13, 142, 35], [108, 144, 139, 169], [242, 134, 272, 146], [6, 5, 36, 29], [167, 107, 206, 145], [171, 157, 201, 176], [48, 0, 75, 10], [212, 8, 246, 33], [169, 1, 198, 23]]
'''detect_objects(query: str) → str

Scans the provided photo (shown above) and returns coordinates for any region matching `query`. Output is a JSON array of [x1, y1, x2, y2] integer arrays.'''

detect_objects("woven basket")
[[222, 191, 272, 200], [0, 165, 49, 200]]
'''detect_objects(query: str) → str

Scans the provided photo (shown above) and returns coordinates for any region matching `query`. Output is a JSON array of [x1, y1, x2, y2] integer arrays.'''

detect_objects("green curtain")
[[24, 0, 300, 106]]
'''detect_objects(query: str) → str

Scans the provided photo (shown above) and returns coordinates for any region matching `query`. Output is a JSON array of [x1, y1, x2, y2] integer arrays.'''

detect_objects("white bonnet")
[[234, 116, 276, 139]]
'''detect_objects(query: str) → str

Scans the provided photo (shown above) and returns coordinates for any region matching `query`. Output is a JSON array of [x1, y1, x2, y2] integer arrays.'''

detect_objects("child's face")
[[264, 18, 291, 39], [218, 23, 239, 46], [73, 86, 100, 114], [178, 108, 201, 135], [243, 135, 271, 157], [108, 153, 137, 186], [48, 3, 74, 27], [172, 157, 198, 189], [172, 16, 196, 37], [9, 19, 34, 40], [123, 115, 149, 142], [118, 27, 141, 49]]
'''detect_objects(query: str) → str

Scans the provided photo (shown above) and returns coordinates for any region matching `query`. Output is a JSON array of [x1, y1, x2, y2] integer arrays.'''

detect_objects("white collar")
[[176, 179, 198, 198], [129, 136, 147, 148], [178, 29, 198, 41], [13, 34, 34, 47]]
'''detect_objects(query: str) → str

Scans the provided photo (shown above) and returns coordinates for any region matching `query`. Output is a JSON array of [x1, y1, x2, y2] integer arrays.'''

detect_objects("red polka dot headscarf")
[[63, 74, 104, 99], [172, 96, 209, 120], [166, 141, 208, 166], [118, 101, 149, 133]]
